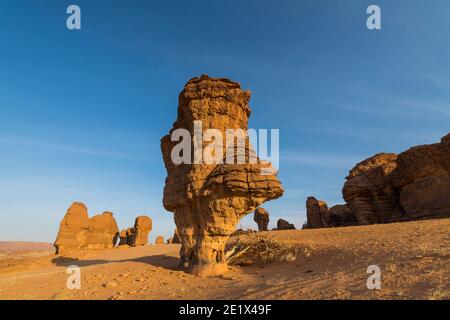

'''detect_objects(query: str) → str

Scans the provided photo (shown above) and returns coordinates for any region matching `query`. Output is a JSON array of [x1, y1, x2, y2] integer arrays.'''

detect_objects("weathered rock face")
[[389, 133, 450, 219], [306, 197, 329, 228], [253, 207, 270, 231], [125, 227, 136, 246], [155, 236, 164, 244], [133, 216, 152, 246], [343, 153, 403, 224], [161, 75, 284, 276], [54, 203, 119, 254], [308, 133, 450, 228], [172, 228, 181, 244], [277, 219, 295, 230], [328, 204, 358, 227]]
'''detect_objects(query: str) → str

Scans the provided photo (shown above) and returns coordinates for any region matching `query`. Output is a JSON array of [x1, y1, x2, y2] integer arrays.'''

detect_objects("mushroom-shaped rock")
[[160, 75, 284, 276], [133, 216, 152, 246], [277, 219, 295, 230], [155, 236, 164, 244], [253, 207, 270, 231]]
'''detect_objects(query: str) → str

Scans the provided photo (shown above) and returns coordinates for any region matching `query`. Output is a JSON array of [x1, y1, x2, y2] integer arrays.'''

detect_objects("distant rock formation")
[[253, 207, 270, 231], [167, 238, 173, 244], [306, 133, 450, 228], [155, 236, 164, 244], [54, 202, 119, 254], [276, 219, 295, 230], [119, 216, 152, 246], [118, 229, 128, 246], [161, 75, 284, 276], [133, 216, 152, 246], [305, 197, 358, 229]]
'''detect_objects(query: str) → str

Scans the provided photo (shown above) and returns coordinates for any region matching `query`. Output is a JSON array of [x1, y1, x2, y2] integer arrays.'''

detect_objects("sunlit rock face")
[[161, 75, 283, 276], [54, 202, 119, 255]]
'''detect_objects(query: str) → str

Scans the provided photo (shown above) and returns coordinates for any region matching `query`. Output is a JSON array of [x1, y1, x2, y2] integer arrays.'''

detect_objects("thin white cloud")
[[0, 136, 148, 162]]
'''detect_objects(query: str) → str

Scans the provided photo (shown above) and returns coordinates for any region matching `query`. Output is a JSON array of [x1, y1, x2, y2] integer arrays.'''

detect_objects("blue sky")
[[1, 0, 449, 242]]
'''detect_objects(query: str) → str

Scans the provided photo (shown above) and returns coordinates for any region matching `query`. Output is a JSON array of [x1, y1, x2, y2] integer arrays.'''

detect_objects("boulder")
[[167, 238, 173, 244], [118, 229, 128, 246], [277, 219, 295, 230], [133, 216, 152, 246], [54, 203, 119, 254], [253, 207, 270, 231], [160, 75, 284, 276], [306, 197, 329, 228]]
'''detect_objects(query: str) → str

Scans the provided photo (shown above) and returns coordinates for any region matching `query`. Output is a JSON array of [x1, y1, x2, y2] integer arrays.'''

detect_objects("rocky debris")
[[160, 75, 284, 276], [172, 229, 181, 244], [253, 207, 270, 231], [118, 230, 128, 246], [307, 133, 450, 227], [155, 236, 164, 244], [276, 219, 295, 230], [133, 216, 152, 246], [54, 202, 119, 254], [231, 229, 256, 236]]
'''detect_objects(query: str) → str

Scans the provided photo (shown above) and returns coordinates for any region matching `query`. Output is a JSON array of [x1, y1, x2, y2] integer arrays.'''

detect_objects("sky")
[[1, 0, 449, 243]]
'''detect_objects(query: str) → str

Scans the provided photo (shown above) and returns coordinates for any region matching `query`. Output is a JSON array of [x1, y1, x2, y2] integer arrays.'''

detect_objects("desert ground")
[[0, 218, 449, 300]]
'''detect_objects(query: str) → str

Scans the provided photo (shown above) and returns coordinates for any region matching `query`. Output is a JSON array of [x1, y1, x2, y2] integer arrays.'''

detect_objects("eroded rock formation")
[[155, 236, 164, 244], [306, 133, 450, 228], [54, 202, 119, 254], [305, 197, 358, 229], [161, 75, 284, 276], [133, 216, 152, 246], [277, 219, 295, 230], [253, 207, 270, 231]]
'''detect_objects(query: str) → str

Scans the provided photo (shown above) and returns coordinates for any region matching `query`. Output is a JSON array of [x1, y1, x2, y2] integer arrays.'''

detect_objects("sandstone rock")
[[253, 207, 270, 231], [125, 227, 136, 246], [155, 236, 164, 244], [172, 228, 181, 244], [343, 153, 404, 224], [277, 219, 295, 230], [305, 197, 358, 228], [328, 204, 358, 227], [160, 75, 284, 276], [54, 203, 119, 254], [342, 133, 450, 224], [118, 229, 128, 246], [167, 238, 173, 244], [133, 216, 152, 246], [306, 197, 329, 228]]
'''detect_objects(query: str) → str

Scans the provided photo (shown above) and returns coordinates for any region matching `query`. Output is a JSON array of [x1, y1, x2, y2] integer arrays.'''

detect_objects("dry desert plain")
[[0, 218, 449, 300]]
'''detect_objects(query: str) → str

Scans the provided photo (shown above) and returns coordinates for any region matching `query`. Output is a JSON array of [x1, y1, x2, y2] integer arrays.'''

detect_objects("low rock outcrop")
[[253, 207, 270, 231], [54, 202, 119, 254], [305, 197, 358, 229], [276, 219, 295, 230], [161, 75, 284, 276]]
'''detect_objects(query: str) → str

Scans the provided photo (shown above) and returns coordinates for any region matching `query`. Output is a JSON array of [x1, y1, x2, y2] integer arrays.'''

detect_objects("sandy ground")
[[0, 218, 448, 300]]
